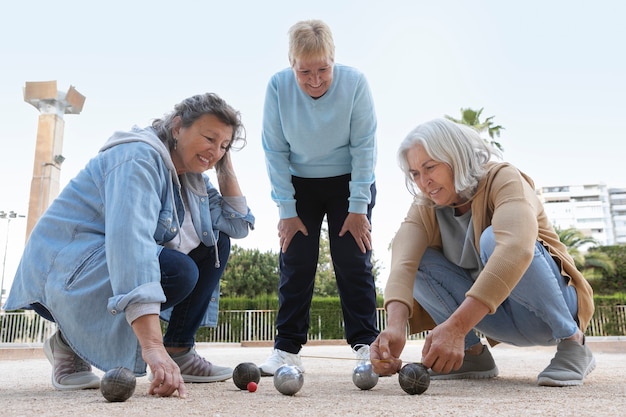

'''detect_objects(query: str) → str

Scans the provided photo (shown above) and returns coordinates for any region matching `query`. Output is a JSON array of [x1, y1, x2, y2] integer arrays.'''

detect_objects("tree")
[[594, 245, 626, 294], [445, 107, 505, 151], [221, 246, 279, 298]]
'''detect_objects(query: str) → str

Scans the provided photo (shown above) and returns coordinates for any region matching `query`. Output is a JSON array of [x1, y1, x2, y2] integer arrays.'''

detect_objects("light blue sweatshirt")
[[262, 64, 377, 218]]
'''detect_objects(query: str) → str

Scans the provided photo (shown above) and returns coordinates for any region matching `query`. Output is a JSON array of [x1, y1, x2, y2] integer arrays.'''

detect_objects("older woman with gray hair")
[[370, 118, 595, 387], [5, 93, 255, 398]]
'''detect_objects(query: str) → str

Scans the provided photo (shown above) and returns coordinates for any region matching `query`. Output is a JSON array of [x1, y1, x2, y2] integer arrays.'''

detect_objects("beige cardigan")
[[384, 162, 594, 336]]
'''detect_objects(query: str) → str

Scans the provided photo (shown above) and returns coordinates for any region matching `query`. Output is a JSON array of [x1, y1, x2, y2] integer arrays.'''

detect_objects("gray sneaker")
[[171, 347, 233, 383], [429, 345, 499, 380], [43, 331, 100, 390], [537, 339, 596, 387]]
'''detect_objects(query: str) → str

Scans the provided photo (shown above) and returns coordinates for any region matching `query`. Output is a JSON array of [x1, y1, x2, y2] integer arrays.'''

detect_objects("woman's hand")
[[370, 328, 405, 376], [339, 213, 372, 253], [144, 346, 187, 398], [421, 296, 490, 374], [131, 314, 187, 398], [278, 217, 308, 253], [370, 301, 409, 375], [215, 151, 243, 197], [420, 321, 466, 374]]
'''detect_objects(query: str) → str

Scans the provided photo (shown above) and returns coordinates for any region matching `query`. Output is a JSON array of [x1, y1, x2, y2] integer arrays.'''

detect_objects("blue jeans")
[[412, 226, 579, 349], [159, 232, 230, 348]]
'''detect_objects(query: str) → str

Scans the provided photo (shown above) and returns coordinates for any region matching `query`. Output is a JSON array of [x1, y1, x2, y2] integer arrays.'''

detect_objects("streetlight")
[[1, 211, 25, 309]]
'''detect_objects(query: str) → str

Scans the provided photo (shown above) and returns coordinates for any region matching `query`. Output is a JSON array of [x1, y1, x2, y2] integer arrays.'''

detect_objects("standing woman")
[[259, 19, 379, 375], [370, 118, 595, 387], [5, 93, 255, 398]]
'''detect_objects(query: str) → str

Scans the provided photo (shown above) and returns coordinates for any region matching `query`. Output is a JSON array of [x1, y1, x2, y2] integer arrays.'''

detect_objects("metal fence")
[[1, 306, 625, 345], [0, 310, 57, 344]]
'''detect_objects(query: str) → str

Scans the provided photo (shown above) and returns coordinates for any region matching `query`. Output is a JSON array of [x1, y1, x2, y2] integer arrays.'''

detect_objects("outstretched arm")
[[131, 314, 187, 398]]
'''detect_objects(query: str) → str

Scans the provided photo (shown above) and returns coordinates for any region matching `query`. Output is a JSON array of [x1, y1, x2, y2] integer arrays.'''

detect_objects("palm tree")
[[445, 107, 505, 151], [555, 227, 615, 276]]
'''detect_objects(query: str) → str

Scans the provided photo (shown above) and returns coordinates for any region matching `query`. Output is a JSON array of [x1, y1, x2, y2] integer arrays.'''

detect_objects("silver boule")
[[352, 362, 379, 390], [273, 364, 304, 396]]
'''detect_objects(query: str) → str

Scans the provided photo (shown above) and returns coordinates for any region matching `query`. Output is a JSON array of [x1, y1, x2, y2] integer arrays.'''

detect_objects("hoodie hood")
[[100, 125, 178, 182]]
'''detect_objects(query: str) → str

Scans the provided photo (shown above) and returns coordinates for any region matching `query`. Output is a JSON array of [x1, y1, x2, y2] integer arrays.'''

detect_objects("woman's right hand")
[[144, 346, 187, 398], [278, 217, 308, 252], [370, 327, 406, 376], [131, 314, 187, 398], [370, 301, 410, 375]]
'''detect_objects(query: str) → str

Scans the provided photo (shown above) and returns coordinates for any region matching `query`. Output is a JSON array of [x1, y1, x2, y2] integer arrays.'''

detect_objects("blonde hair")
[[288, 19, 335, 66]]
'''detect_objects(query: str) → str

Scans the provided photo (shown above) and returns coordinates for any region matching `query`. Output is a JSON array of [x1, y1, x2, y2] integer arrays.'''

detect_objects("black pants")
[[274, 174, 379, 353]]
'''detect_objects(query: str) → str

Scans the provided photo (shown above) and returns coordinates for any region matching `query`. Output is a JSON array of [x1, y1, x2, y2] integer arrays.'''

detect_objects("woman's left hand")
[[339, 213, 372, 253], [421, 321, 467, 374], [421, 297, 490, 374], [215, 151, 243, 197]]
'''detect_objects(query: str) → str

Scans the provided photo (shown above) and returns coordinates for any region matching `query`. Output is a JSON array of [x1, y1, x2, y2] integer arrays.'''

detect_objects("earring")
[[173, 138, 178, 150]]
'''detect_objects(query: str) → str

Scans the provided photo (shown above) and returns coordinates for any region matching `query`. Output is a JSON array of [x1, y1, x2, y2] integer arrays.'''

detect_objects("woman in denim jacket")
[[5, 93, 255, 399]]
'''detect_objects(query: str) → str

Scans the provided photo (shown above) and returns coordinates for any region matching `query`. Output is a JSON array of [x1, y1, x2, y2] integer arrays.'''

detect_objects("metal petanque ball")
[[100, 366, 136, 402], [398, 363, 430, 395], [273, 364, 304, 396], [233, 362, 261, 390], [352, 362, 379, 390]]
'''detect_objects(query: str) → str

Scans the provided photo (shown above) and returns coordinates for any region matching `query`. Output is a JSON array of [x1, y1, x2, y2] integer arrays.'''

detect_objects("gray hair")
[[152, 93, 246, 151], [397, 118, 502, 204]]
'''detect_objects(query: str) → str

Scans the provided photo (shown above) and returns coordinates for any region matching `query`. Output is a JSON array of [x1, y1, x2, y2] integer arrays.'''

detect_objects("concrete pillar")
[[23, 81, 85, 242]]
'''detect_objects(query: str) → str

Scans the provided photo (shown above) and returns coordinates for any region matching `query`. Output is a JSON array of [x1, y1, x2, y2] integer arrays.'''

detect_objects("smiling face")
[[170, 113, 233, 175], [292, 55, 334, 98], [406, 144, 467, 212]]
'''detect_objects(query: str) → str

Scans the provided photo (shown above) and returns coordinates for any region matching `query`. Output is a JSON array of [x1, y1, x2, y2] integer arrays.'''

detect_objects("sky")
[[1, 0, 625, 298]]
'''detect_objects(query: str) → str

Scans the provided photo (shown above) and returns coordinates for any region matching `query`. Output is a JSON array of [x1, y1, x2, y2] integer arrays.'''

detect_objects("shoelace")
[[353, 344, 370, 361], [175, 351, 214, 376], [53, 342, 92, 382]]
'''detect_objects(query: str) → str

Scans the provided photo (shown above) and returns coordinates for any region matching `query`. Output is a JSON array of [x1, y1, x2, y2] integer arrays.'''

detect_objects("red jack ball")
[[247, 381, 258, 392]]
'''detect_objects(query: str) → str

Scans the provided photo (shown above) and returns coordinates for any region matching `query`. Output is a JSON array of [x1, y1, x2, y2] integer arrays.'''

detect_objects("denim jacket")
[[5, 126, 255, 374]]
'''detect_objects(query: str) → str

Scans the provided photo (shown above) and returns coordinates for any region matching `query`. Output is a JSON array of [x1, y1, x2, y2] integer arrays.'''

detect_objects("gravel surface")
[[1, 339, 624, 416]]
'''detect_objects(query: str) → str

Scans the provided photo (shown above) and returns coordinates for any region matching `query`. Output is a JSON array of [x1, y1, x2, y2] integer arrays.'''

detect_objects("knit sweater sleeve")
[[347, 72, 377, 214], [261, 73, 298, 219], [384, 202, 439, 317], [466, 164, 540, 313]]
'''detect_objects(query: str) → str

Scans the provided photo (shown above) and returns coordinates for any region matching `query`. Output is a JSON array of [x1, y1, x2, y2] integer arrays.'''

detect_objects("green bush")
[[186, 296, 384, 342], [165, 294, 626, 342]]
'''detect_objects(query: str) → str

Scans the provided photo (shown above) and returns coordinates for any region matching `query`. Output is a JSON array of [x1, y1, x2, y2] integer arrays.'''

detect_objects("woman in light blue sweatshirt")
[[260, 19, 379, 376], [5, 93, 254, 398]]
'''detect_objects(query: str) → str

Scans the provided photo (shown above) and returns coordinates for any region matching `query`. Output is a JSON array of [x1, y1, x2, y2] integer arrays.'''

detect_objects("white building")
[[537, 183, 614, 247], [609, 188, 626, 245]]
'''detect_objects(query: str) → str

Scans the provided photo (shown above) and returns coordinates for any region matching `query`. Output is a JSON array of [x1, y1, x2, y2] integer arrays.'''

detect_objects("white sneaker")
[[259, 349, 304, 376], [353, 344, 371, 363]]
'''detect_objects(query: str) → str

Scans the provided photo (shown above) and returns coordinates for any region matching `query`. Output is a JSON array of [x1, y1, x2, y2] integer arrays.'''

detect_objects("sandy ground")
[[0, 338, 625, 417]]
